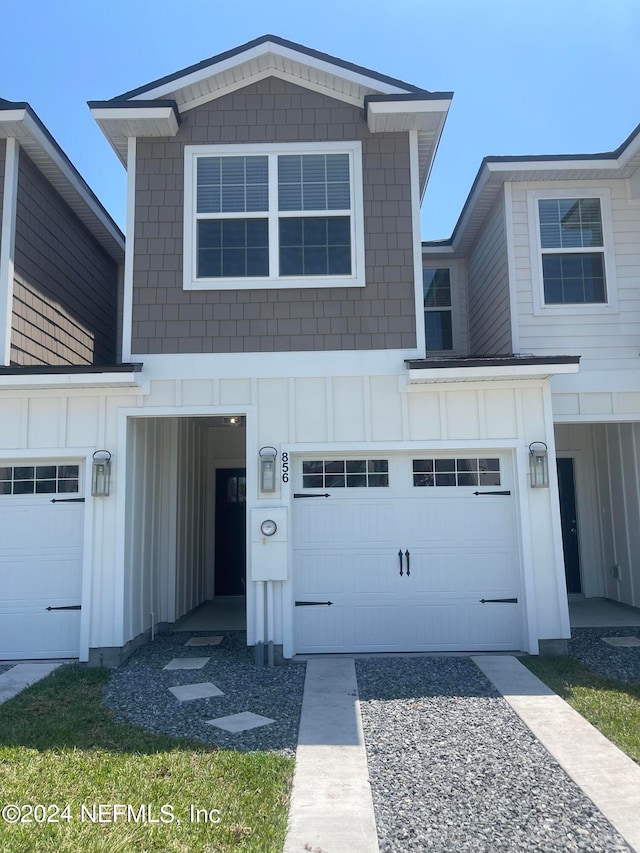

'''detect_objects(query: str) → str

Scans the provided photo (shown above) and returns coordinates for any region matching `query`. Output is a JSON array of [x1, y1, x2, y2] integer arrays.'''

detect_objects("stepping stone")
[[601, 636, 640, 647], [163, 657, 210, 670], [168, 682, 224, 702], [185, 636, 223, 647], [205, 711, 275, 733]]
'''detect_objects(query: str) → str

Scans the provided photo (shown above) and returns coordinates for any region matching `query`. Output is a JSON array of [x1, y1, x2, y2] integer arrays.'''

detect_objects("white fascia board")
[[0, 138, 19, 365], [486, 158, 619, 174], [367, 99, 451, 133], [407, 363, 579, 384], [90, 106, 179, 124], [422, 244, 455, 255], [0, 372, 144, 391], [19, 112, 125, 253], [138, 349, 419, 381], [0, 108, 28, 129], [130, 41, 411, 103]]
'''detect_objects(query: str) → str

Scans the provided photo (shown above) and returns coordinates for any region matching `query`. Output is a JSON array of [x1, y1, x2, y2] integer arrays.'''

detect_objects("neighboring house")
[[1, 36, 595, 664], [0, 99, 129, 659], [423, 126, 640, 619]]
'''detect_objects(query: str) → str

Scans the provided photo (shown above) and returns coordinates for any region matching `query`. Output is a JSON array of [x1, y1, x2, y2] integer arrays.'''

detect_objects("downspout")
[[254, 581, 265, 668]]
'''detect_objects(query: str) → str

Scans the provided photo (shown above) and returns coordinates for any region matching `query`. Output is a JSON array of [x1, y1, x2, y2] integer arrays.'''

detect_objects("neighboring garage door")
[[293, 453, 521, 653], [0, 462, 84, 659]]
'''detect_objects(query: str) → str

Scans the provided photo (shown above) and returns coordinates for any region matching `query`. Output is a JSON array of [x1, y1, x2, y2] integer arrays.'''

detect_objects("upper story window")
[[528, 188, 617, 315], [538, 198, 606, 304], [184, 142, 365, 291], [423, 268, 453, 351]]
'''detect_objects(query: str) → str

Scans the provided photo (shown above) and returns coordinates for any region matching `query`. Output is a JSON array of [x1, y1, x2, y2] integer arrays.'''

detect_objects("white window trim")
[[183, 140, 366, 291], [527, 187, 618, 316], [422, 262, 461, 354]]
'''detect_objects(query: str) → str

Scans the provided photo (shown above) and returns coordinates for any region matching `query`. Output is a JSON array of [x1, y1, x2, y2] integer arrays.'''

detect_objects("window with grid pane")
[[423, 268, 453, 350], [0, 464, 80, 495], [538, 198, 606, 304], [189, 143, 361, 287]]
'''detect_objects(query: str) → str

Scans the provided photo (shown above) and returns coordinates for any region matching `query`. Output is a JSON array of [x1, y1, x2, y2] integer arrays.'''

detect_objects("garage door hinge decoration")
[[46, 605, 82, 611], [295, 601, 334, 606], [50, 497, 86, 503], [479, 598, 518, 604], [473, 491, 511, 496], [293, 493, 331, 498]]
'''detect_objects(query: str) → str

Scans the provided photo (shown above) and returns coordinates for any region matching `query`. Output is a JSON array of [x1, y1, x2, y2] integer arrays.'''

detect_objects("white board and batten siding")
[[509, 179, 640, 420], [592, 422, 640, 609]]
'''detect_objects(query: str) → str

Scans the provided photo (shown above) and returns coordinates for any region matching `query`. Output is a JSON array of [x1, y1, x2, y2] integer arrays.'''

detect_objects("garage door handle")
[[398, 549, 403, 576], [405, 550, 410, 576]]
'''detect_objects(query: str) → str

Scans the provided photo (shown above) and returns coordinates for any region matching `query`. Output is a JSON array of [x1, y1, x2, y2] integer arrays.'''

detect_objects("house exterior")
[[3, 35, 617, 665], [423, 126, 640, 618]]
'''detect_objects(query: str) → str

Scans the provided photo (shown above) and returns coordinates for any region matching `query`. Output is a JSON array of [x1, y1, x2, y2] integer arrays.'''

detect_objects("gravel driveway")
[[356, 657, 631, 853]]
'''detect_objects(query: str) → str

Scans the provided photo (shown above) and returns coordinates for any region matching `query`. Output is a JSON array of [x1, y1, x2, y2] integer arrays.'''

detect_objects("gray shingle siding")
[[11, 150, 118, 366], [131, 77, 416, 354], [466, 194, 512, 355]]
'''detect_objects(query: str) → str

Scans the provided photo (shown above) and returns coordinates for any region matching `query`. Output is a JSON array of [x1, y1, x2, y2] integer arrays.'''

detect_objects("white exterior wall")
[[466, 193, 512, 355], [174, 418, 208, 620], [592, 422, 640, 608], [509, 179, 640, 421], [0, 364, 570, 659]]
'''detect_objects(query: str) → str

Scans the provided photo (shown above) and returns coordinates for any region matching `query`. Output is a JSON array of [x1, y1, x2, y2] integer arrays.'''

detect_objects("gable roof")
[[89, 36, 452, 193], [115, 34, 432, 102], [0, 99, 124, 264], [423, 122, 640, 257]]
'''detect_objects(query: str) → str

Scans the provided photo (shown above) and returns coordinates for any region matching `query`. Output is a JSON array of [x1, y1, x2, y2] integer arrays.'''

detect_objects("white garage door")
[[293, 453, 522, 653], [0, 462, 84, 659]]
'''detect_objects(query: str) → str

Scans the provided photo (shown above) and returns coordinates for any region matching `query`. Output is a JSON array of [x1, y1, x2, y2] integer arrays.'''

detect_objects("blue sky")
[[1, 0, 639, 239]]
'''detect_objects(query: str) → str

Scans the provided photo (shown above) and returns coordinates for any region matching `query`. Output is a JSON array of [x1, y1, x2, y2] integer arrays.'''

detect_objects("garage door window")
[[0, 464, 80, 495], [302, 459, 389, 488], [413, 458, 500, 487]]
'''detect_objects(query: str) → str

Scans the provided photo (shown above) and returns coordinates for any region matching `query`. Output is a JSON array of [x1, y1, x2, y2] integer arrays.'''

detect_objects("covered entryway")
[[293, 452, 522, 653], [0, 461, 84, 659]]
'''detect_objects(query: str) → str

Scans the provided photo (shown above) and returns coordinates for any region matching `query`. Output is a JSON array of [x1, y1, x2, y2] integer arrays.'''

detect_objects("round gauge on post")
[[260, 519, 277, 537]]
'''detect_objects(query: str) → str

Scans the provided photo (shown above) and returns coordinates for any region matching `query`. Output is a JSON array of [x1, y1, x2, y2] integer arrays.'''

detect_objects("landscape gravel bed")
[[0, 664, 14, 675], [356, 657, 630, 852], [103, 631, 306, 756], [569, 627, 640, 684]]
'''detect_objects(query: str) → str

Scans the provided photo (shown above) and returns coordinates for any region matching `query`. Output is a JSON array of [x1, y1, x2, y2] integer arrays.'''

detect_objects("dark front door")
[[557, 458, 581, 594], [214, 468, 246, 596]]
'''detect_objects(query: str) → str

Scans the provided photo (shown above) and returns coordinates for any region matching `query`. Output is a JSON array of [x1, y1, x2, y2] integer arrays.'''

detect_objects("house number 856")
[[281, 452, 289, 483]]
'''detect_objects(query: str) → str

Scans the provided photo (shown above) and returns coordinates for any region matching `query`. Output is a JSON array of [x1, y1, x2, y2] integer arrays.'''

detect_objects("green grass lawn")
[[522, 656, 640, 764], [0, 665, 294, 852]]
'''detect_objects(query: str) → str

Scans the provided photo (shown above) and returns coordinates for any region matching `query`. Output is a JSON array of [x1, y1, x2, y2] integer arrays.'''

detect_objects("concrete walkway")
[[475, 655, 640, 853], [284, 657, 379, 853], [0, 663, 61, 704]]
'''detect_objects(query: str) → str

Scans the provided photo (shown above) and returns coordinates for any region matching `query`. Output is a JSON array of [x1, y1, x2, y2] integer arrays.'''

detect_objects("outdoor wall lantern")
[[259, 446, 277, 493], [91, 450, 112, 497], [528, 442, 549, 488]]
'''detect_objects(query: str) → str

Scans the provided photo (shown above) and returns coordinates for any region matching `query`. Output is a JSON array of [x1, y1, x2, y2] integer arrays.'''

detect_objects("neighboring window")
[[538, 198, 606, 304], [186, 142, 364, 289], [0, 464, 80, 495], [412, 458, 500, 487], [423, 268, 453, 350], [302, 459, 389, 489]]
